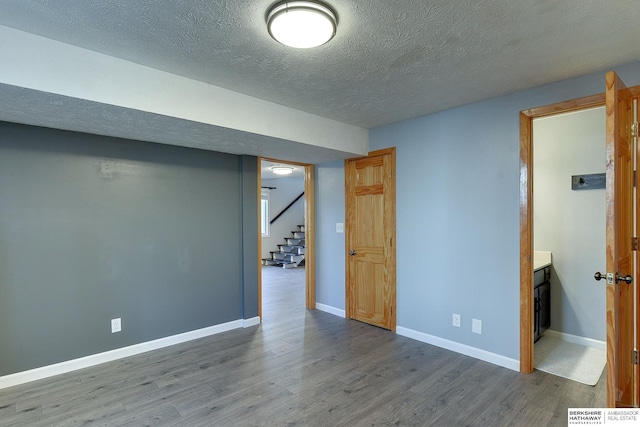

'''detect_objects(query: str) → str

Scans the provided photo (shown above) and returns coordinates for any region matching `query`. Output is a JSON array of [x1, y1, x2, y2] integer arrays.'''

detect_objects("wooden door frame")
[[258, 158, 316, 318], [519, 93, 605, 374], [344, 147, 397, 331], [520, 86, 640, 391]]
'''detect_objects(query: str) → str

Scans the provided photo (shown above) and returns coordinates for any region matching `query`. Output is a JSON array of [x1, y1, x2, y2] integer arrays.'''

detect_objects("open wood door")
[[604, 70, 636, 407], [345, 148, 396, 331]]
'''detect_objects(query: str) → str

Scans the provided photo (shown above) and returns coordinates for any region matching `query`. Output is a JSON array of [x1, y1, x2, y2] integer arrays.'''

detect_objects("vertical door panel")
[[346, 148, 396, 331], [605, 70, 635, 407]]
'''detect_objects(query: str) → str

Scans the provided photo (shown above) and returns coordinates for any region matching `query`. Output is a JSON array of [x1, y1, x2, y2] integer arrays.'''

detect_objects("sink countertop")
[[533, 251, 552, 271]]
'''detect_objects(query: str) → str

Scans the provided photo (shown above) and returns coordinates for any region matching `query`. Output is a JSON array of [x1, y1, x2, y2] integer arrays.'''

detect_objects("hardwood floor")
[[0, 266, 605, 426]]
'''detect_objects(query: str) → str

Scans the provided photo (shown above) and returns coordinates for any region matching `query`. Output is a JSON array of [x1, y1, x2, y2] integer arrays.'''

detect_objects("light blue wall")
[[315, 61, 640, 361], [369, 102, 520, 359], [315, 161, 346, 309]]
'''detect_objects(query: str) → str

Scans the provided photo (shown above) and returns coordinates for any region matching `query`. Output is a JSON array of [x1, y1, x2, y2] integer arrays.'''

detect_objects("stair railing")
[[270, 192, 304, 225]]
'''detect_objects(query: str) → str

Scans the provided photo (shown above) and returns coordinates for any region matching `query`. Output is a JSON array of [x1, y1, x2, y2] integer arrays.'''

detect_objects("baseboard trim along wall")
[[544, 329, 606, 350], [0, 318, 259, 390], [316, 303, 346, 318], [396, 326, 520, 372], [313, 305, 518, 371], [242, 316, 261, 328]]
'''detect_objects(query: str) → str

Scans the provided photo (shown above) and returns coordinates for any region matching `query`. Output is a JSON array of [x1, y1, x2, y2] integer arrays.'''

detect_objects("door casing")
[[519, 82, 640, 407], [258, 158, 316, 318]]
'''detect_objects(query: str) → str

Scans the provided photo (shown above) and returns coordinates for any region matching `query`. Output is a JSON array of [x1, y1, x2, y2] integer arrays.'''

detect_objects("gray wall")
[[241, 156, 259, 319], [315, 61, 640, 361], [0, 122, 258, 376], [533, 107, 606, 341]]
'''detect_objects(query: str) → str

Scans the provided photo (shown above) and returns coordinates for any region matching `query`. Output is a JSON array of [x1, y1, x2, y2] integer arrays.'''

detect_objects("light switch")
[[336, 223, 344, 233]]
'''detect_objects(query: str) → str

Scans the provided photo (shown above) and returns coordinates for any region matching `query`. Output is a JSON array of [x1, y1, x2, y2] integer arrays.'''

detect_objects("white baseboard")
[[0, 319, 245, 390], [313, 309, 518, 371], [315, 303, 345, 318], [544, 329, 606, 350], [396, 326, 520, 372], [242, 316, 261, 328], [0, 315, 524, 390]]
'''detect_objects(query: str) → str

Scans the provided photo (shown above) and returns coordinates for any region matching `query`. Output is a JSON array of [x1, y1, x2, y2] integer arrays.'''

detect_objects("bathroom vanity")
[[533, 251, 551, 342]]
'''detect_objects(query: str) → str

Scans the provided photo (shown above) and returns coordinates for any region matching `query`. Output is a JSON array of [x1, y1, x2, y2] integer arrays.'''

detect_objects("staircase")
[[262, 224, 305, 268]]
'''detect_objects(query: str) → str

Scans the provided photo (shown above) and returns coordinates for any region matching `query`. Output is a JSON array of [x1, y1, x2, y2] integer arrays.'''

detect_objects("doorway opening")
[[520, 75, 640, 407], [258, 158, 316, 319], [531, 107, 607, 385], [520, 93, 605, 375]]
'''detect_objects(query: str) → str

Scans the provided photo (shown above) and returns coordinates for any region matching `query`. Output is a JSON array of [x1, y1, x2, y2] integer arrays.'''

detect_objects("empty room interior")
[[1, 1, 640, 425]]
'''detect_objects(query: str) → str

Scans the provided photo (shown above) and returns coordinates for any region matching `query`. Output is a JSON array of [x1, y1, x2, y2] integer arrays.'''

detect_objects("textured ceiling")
[[1, 0, 638, 129]]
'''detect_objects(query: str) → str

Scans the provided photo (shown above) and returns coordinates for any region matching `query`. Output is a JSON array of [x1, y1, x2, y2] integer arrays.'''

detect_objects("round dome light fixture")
[[271, 166, 294, 175], [267, 1, 337, 49]]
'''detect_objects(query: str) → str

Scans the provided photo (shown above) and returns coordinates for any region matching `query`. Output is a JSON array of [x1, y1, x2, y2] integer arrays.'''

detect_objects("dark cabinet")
[[534, 266, 551, 342]]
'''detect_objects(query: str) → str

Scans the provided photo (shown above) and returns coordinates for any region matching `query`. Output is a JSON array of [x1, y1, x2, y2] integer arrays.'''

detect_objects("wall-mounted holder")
[[571, 173, 605, 190], [571, 171, 636, 190]]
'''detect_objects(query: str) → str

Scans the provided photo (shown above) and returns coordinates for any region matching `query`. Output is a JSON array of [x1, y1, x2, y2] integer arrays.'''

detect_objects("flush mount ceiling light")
[[271, 166, 294, 175], [267, 1, 337, 48]]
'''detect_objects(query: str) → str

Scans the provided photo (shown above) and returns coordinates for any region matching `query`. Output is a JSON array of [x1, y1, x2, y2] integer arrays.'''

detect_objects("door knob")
[[349, 250, 356, 256], [594, 272, 633, 284], [616, 273, 633, 284], [594, 272, 614, 284]]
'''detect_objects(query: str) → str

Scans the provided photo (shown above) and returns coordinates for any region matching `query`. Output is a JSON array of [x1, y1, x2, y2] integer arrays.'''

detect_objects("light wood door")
[[604, 71, 636, 407], [345, 148, 396, 331]]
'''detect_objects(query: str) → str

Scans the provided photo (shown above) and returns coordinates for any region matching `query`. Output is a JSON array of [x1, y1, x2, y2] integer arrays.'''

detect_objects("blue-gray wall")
[[315, 61, 640, 361], [315, 161, 345, 310], [0, 122, 258, 376]]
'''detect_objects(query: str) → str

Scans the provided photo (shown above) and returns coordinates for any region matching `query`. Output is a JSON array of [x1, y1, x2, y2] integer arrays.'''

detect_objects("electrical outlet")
[[472, 318, 482, 334], [336, 222, 344, 233], [452, 313, 461, 327], [111, 318, 122, 333]]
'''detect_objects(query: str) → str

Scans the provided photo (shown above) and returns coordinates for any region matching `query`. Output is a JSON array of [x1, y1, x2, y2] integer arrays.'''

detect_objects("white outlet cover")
[[336, 222, 344, 233], [111, 318, 122, 333], [452, 313, 461, 327], [472, 318, 482, 334]]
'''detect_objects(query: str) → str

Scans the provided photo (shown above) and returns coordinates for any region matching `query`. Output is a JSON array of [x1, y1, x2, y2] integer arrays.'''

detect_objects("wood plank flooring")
[[0, 266, 605, 426]]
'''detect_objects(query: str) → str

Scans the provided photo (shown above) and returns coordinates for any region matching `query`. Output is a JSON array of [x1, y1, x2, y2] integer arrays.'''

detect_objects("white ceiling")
[[0, 1, 639, 149]]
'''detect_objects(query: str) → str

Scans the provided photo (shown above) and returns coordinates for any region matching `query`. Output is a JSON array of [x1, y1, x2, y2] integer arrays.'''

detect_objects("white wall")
[[261, 177, 305, 259], [533, 107, 606, 341]]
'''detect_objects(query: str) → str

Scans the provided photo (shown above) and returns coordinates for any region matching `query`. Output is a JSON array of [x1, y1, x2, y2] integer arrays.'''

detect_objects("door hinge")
[[633, 237, 638, 251], [632, 122, 639, 138], [633, 350, 639, 365]]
